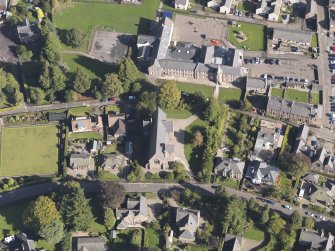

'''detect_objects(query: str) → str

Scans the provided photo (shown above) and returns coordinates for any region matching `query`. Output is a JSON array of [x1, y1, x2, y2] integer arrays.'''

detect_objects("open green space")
[[285, 89, 309, 103], [61, 53, 115, 79], [271, 88, 284, 98], [311, 33, 318, 47], [0, 125, 59, 176], [227, 22, 266, 51], [165, 108, 193, 119], [69, 132, 103, 141], [310, 91, 320, 105], [244, 225, 265, 241], [176, 82, 215, 97], [54, 0, 160, 37], [218, 87, 242, 105]]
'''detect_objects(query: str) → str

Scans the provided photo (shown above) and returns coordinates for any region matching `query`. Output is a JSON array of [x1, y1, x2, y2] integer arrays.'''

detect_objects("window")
[[154, 159, 160, 164]]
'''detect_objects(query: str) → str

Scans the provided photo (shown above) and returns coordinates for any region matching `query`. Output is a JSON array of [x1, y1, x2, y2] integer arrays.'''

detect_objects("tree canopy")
[[73, 67, 91, 94], [99, 181, 125, 208], [101, 73, 124, 98], [118, 57, 141, 91], [267, 212, 285, 235], [158, 80, 181, 110], [221, 196, 247, 235], [38, 220, 65, 244], [65, 28, 85, 48]]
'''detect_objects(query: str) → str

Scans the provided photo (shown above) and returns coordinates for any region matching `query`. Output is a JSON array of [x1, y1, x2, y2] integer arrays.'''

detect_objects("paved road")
[[0, 181, 334, 231]]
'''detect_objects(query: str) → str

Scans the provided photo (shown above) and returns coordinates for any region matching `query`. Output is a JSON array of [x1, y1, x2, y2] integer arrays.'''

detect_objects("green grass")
[[68, 106, 92, 116], [218, 88, 242, 104], [244, 225, 265, 241], [176, 82, 214, 97], [61, 53, 115, 80], [54, 0, 159, 39], [223, 177, 240, 189], [69, 131, 103, 140], [145, 227, 160, 249], [285, 89, 309, 103], [279, 124, 292, 154], [228, 22, 266, 51], [271, 88, 284, 98], [165, 108, 193, 119], [97, 171, 120, 181], [311, 33, 318, 47], [0, 125, 59, 176], [310, 91, 320, 105]]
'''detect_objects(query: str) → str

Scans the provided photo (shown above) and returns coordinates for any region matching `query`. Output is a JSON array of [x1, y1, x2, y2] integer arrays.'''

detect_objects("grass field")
[[271, 88, 284, 98], [218, 87, 242, 104], [0, 125, 59, 176], [228, 22, 266, 51], [165, 108, 193, 119], [244, 225, 265, 241], [285, 89, 309, 103], [310, 91, 320, 105], [176, 82, 215, 97], [61, 53, 115, 79], [311, 33, 318, 47], [54, 0, 159, 36]]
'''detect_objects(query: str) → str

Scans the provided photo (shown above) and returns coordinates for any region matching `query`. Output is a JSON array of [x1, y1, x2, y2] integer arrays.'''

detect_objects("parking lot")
[[171, 14, 228, 47], [244, 56, 316, 81]]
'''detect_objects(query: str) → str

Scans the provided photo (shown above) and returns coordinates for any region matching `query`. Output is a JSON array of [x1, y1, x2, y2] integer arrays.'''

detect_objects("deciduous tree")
[[192, 130, 203, 147], [99, 181, 125, 208], [65, 28, 85, 48], [38, 220, 65, 244], [303, 217, 315, 229], [73, 67, 91, 94], [101, 73, 124, 97], [261, 205, 270, 224], [158, 80, 181, 109], [118, 57, 140, 91], [103, 207, 116, 231], [290, 210, 302, 230], [267, 212, 285, 235]]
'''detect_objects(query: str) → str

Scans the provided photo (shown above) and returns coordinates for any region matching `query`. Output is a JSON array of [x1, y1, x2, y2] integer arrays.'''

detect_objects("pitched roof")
[[296, 124, 310, 141], [273, 28, 312, 44], [157, 17, 174, 60], [313, 147, 327, 164], [179, 229, 195, 240], [76, 237, 106, 251], [113, 118, 126, 135], [116, 196, 148, 219], [247, 77, 267, 89], [303, 173, 320, 183], [101, 153, 118, 169], [176, 207, 199, 227], [246, 160, 280, 185], [175, 0, 188, 5], [214, 158, 245, 175], [70, 153, 93, 169], [223, 234, 243, 251]]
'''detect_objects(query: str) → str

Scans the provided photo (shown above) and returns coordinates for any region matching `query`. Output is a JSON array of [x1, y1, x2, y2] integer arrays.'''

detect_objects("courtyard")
[[0, 125, 59, 176]]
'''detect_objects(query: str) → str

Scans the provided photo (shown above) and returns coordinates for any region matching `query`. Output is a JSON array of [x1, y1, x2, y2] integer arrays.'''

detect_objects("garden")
[[176, 82, 215, 98], [0, 125, 59, 176], [218, 87, 243, 107]]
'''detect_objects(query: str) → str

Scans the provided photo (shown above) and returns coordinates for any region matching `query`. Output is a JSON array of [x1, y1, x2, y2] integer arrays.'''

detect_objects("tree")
[[57, 181, 94, 231], [303, 217, 315, 229], [41, 30, 61, 64], [29, 87, 45, 105], [290, 210, 302, 230], [260, 205, 270, 224], [278, 229, 296, 250], [267, 212, 285, 235], [222, 196, 247, 235], [173, 161, 188, 181], [65, 28, 85, 48], [158, 80, 181, 110], [39, 62, 51, 89], [192, 130, 203, 147], [99, 181, 125, 208], [64, 89, 78, 102], [288, 153, 311, 178], [204, 98, 221, 123], [242, 98, 253, 112], [50, 65, 66, 92], [130, 229, 142, 247], [73, 67, 91, 94], [23, 196, 61, 233], [118, 57, 140, 91], [131, 82, 142, 93], [127, 162, 145, 181], [136, 91, 157, 115], [59, 232, 72, 251], [101, 73, 124, 97], [103, 207, 116, 231], [38, 220, 65, 244], [17, 45, 33, 62]]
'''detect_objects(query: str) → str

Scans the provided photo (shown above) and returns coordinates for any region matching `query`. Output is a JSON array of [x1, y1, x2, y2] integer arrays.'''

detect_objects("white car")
[[284, 205, 292, 210], [4, 235, 15, 244]]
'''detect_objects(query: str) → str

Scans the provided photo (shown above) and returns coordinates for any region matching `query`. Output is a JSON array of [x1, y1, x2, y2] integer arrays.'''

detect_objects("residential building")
[[115, 196, 148, 229], [175, 207, 200, 242], [222, 234, 243, 251], [207, 0, 233, 13], [125, 141, 133, 159], [266, 96, 323, 126], [146, 108, 175, 171], [91, 115, 103, 133], [17, 19, 40, 44], [69, 153, 95, 170], [299, 229, 334, 251], [292, 124, 309, 154], [214, 157, 245, 180], [303, 172, 320, 185], [48, 112, 67, 122], [313, 147, 328, 169], [100, 153, 121, 171], [90, 140, 101, 154], [256, 0, 267, 15], [305, 0, 317, 20], [309, 183, 335, 206], [76, 237, 107, 251], [253, 125, 281, 161], [324, 156, 334, 173], [246, 77, 267, 94], [156, 17, 174, 60], [256, 0, 282, 21], [246, 160, 280, 185], [268, 0, 282, 21], [108, 114, 127, 138], [272, 28, 312, 46], [175, 0, 189, 10], [0, 233, 37, 251], [71, 117, 92, 133]]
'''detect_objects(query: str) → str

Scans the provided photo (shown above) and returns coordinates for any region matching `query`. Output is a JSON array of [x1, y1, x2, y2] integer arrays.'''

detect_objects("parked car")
[[266, 200, 275, 205], [128, 96, 136, 100], [4, 236, 15, 244], [284, 205, 292, 210]]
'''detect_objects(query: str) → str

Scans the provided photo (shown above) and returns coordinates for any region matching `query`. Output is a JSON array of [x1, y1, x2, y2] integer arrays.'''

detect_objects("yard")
[[227, 22, 266, 51], [0, 125, 59, 176], [285, 89, 309, 103], [165, 108, 193, 119], [54, 0, 159, 50], [218, 87, 243, 106], [310, 91, 320, 105], [237, 0, 256, 12], [176, 82, 215, 97], [244, 225, 265, 241], [271, 88, 284, 98]]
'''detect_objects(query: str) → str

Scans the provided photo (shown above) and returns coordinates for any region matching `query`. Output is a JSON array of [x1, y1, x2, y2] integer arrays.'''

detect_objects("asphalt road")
[[0, 180, 334, 231]]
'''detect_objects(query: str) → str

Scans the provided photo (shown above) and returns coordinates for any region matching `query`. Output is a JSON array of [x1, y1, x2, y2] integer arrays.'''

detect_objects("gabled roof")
[[214, 158, 245, 175], [313, 147, 327, 164], [175, 0, 188, 5], [303, 172, 319, 183], [296, 124, 309, 141], [273, 28, 312, 44], [101, 153, 118, 169], [246, 160, 280, 185], [179, 229, 195, 240], [176, 207, 199, 227], [113, 118, 126, 136], [247, 77, 267, 89], [76, 237, 106, 251], [223, 234, 243, 251]]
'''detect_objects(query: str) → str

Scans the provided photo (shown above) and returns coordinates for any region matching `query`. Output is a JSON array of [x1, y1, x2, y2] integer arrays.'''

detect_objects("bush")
[[58, 232, 72, 251], [307, 204, 327, 214], [65, 28, 85, 48]]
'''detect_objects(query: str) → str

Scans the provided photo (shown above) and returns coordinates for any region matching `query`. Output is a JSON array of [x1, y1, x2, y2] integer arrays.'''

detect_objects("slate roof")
[[313, 147, 328, 164], [101, 153, 118, 169], [246, 160, 280, 185], [247, 77, 267, 89], [76, 237, 106, 251], [158, 59, 197, 71], [17, 19, 40, 44], [223, 234, 243, 251], [214, 158, 245, 176], [116, 196, 148, 219], [70, 153, 93, 169], [176, 207, 200, 241], [292, 124, 309, 154], [157, 17, 174, 60], [303, 172, 320, 184], [273, 28, 312, 44], [48, 112, 67, 122], [113, 118, 126, 136], [175, 0, 188, 5]]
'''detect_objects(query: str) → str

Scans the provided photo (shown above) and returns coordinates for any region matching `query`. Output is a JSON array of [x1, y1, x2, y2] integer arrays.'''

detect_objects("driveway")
[[171, 115, 198, 172]]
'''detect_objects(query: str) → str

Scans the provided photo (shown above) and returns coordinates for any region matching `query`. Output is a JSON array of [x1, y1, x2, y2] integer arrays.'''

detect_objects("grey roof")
[[101, 154, 118, 169], [292, 139, 307, 154], [273, 28, 312, 44], [158, 58, 197, 71], [269, 0, 281, 17], [148, 108, 174, 160], [267, 95, 283, 110], [76, 237, 106, 251], [179, 229, 195, 240], [214, 158, 245, 175], [247, 78, 267, 89], [296, 124, 310, 141], [176, 207, 199, 227], [314, 147, 327, 164], [291, 102, 311, 118], [246, 160, 280, 185], [219, 65, 244, 76], [256, 0, 267, 11], [221, 0, 233, 10], [203, 46, 215, 64], [70, 153, 93, 169], [113, 118, 126, 135], [175, 0, 188, 5], [48, 112, 67, 121], [116, 196, 148, 219], [305, 0, 317, 19], [157, 17, 173, 60], [167, 43, 198, 61], [324, 156, 334, 170], [223, 234, 243, 251], [17, 20, 40, 44], [303, 173, 320, 183], [137, 34, 156, 45]]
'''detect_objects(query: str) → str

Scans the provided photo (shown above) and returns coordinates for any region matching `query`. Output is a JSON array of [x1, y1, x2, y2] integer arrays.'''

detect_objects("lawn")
[[176, 82, 215, 97], [244, 225, 265, 241], [227, 22, 266, 51], [54, 0, 160, 37], [310, 91, 320, 105], [218, 87, 242, 105], [165, 108, 193, 119], [311, 33, 318, 47], [271, 88, 284, 98], [223, 177, 240, 189], [0, 125, 59, 176], [184, 119, 209, 174], [61, 53, 115, 80], [285, 89, 309, 103], [145, 227, 160, 249], [68, 132, 103, 140]]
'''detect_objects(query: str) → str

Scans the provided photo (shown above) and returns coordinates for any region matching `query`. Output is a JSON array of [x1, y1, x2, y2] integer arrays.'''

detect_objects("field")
[[244, 225, 265, 241], [285, 89, 309, 103], [0, 125, 59, 176], [271, 88, 284, 98], [228, 22, 266, 51], [165, 108, 193, 119], [218, 87, 242, 105], [310, 91, 320, 105], [54, 0, 159, 36], [176, 82, 215, 97]]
